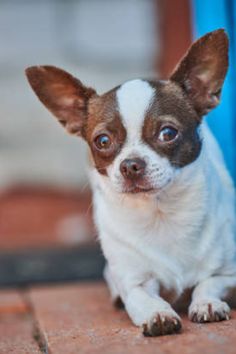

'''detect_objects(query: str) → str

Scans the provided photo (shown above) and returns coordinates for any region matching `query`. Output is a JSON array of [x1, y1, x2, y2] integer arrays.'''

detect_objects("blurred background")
[[0, 0, 235, 287]]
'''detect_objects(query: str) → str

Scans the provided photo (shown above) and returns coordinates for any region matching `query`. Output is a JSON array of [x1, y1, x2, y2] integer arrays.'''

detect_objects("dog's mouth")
[[118, 176, 172, 195], [121, 180, 156, 194], [128, 186, 155, 194]]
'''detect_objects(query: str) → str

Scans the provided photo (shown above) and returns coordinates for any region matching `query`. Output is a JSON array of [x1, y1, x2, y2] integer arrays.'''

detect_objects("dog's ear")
[[25, 66, 96, 136], [170, 29, 229, 117]]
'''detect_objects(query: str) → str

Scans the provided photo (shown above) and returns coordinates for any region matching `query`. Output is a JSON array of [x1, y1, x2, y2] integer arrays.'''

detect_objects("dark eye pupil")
[[159, 127, 178, 142], [100, 136, 109, 146], [95, 134, 111, 149]]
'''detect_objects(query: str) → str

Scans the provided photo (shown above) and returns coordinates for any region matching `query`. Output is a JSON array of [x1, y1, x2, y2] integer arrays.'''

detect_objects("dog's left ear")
[[170, 29, 229, 117]]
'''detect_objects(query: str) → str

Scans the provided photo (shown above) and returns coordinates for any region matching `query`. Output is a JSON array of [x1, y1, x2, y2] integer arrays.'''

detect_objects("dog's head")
[[26, 29, 228, 194]]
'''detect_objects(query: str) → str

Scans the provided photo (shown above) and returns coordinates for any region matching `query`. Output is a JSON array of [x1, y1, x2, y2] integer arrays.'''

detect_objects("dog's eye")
[[158, 126, 178, 143], [94, 134, 111, 149]]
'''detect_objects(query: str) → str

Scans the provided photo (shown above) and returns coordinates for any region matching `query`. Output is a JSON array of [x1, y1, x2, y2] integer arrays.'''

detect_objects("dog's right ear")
[[25, 66, 97, 136], [170, 29, 229, 117]]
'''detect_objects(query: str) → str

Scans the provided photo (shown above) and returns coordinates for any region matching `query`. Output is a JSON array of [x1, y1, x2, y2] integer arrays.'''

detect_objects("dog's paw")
[[189, 299, 230, 323], [142, 311, 182, 337]]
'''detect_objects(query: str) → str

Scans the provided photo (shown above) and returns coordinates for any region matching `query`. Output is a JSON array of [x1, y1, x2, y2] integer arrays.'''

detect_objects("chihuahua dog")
[[26, 29, 235, 336]]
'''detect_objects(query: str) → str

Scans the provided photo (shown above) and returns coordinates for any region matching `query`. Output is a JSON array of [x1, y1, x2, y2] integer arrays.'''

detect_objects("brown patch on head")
[[142, 80, 202, 168], [143, 29, 228, 168], [85, 88, 126, 175], [26, 65, 127, 176], [170, 29, 229, 116]]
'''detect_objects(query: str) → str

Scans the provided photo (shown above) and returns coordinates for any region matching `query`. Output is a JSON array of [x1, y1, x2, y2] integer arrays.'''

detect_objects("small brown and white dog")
[[26, 29, 236, 336]]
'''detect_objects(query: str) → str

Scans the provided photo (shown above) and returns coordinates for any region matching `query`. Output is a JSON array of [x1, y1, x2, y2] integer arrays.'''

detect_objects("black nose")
[[120, 158, 146, 179]]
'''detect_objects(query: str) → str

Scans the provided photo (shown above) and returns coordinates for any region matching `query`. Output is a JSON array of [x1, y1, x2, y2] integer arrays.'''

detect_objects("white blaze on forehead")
[[117, 80, 155, 140]]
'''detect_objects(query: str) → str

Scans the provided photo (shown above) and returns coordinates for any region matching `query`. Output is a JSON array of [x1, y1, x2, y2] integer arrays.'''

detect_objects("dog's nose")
[[120, 158, 146, 179]]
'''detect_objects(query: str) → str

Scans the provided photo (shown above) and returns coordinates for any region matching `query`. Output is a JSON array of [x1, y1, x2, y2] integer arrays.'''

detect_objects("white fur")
[[117, 79, 154, 141], [89, 81, 236, 333], [107, 80, 176, 193]]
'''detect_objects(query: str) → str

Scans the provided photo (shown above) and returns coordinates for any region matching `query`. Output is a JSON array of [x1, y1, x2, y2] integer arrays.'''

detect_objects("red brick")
[[30, 282, 236, 354], [0, 289, 29, 314], [0, 187, 94, 250], [0, 290, 40, 353]]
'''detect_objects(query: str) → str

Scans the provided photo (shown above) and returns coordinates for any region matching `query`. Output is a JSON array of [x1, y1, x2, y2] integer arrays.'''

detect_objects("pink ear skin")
[[170, 29, 229, 117], [25, 66, 97, 136]]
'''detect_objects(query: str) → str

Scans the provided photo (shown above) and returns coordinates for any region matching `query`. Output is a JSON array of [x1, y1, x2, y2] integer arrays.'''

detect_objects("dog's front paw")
[[189, 299, 230, 323], [142, 311, 182, 337]]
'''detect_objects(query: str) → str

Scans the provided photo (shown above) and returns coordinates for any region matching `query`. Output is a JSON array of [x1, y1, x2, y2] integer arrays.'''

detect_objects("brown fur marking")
[[86, 88, 126, 175], [25, 66, 96, 135], [170, 29, 228, 116], [142, 80, 202, 167]]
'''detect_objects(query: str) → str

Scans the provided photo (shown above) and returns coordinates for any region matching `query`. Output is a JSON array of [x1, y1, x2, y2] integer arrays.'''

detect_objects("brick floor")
[[1, 282, 236, 354], [0, 289, 29, 314], [0, 290, 40, 354]]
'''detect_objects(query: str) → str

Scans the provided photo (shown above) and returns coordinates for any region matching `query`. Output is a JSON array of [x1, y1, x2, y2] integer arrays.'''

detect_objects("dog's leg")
[[123, 279, 182, 336], [103, 264, 124, 308], [189, 275, 236, 322]]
